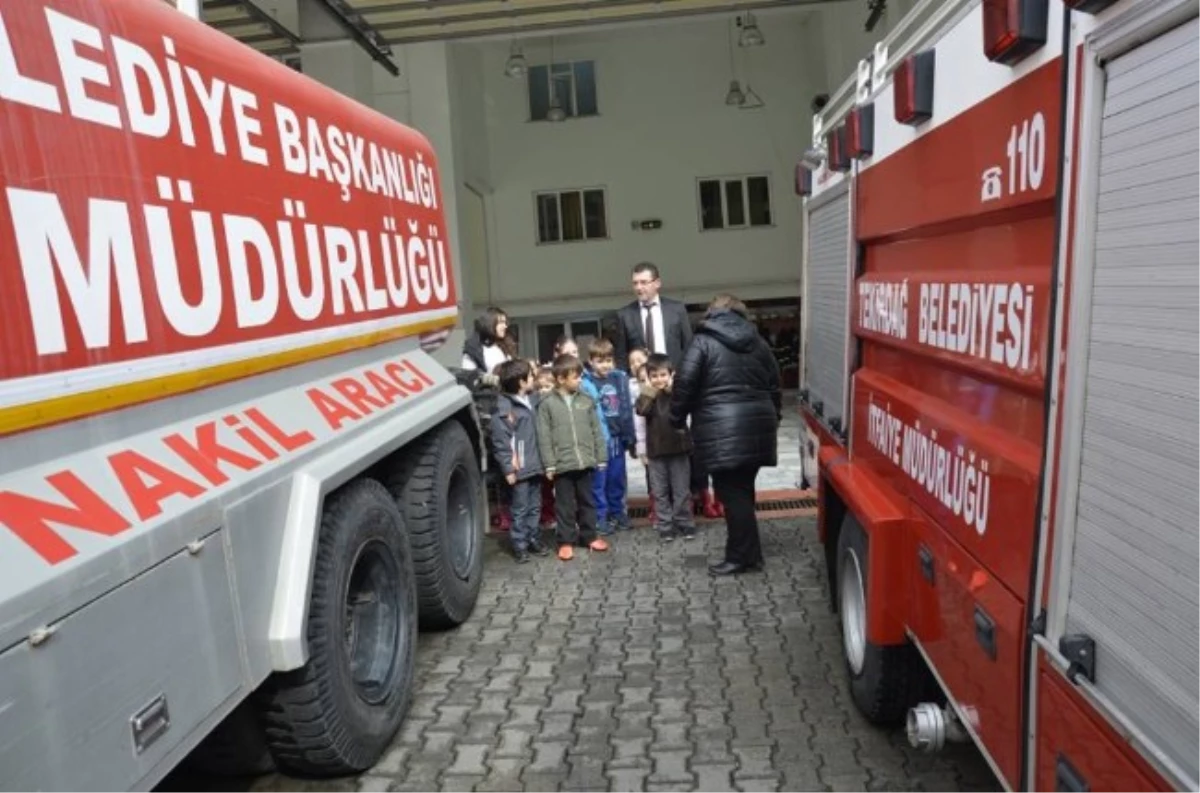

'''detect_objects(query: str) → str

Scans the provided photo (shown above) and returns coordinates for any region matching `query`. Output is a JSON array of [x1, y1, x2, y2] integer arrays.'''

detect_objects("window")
[[528, 61, 598, 121], [698, 175, 773, 230], [535, 188, 608, 244]]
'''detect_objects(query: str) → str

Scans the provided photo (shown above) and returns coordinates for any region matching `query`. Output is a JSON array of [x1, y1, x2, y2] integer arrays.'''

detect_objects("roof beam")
[[310, 0, 402, 75], [368, 0, 831, 43]]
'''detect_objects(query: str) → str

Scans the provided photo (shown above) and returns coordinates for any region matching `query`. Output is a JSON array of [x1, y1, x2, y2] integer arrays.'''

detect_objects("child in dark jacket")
[[582, 338, 637, 534], [635, 354, 696, 541], [490, 360, 551, 563]]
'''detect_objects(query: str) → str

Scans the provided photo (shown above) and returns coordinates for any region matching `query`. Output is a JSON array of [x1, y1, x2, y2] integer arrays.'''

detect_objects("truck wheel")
[[837, 515, 930, 725], [258, 478, 417, 776], [385, 421, 484, 630]]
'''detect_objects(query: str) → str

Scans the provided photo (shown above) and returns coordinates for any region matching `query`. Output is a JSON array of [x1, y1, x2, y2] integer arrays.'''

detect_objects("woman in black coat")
[[670, 294, 782, 575]]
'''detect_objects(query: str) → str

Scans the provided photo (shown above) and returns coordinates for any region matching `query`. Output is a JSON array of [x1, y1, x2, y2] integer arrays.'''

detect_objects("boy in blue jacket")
[[583, 337, 637, 534], [490, 359, 551, 563]]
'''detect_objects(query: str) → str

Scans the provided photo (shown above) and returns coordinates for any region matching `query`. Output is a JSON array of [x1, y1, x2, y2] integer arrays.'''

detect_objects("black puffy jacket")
[[669, 309, 782, 473]]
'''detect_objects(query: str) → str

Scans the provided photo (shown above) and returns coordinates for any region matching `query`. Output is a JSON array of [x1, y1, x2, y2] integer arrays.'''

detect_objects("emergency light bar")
[[1061, 0, 1119, 12], [846, 103, 875, 160], [893, 49, 935, 126], [982, 0, 1048, 65], [826, 125, 850, 172], [795, 164, 813, 196]]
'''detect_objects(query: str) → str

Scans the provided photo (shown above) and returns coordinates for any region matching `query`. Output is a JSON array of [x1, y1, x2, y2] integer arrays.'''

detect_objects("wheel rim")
[[840, 548, 867, 676], [344, 539, 404, 705], [446, 464, 477, 580]]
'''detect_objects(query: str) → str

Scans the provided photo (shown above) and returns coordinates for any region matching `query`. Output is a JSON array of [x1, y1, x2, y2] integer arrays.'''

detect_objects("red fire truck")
[[798, 0, 1197, 790]]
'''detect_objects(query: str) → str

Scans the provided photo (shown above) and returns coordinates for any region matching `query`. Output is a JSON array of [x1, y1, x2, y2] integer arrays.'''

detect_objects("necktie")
[[643, 303, 657, 353]]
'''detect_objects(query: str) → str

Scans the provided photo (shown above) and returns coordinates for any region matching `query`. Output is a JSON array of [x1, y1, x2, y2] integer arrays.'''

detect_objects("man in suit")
[[613, 262, 693, 373]]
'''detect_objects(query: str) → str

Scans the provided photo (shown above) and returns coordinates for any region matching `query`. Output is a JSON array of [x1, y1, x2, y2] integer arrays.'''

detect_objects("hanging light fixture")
[[546, 35, 567, 121], [738, 12, 765, 47], [504, 40, 527, 78], [723, 18, 745, 106], [740, 84, 765, 109], [725, 80, 746, 106]]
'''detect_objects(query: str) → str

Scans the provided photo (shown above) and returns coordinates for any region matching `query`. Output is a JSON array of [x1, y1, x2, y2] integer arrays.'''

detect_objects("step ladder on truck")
[[0, 0, 488, 789], [796, 0, 1198, 790]]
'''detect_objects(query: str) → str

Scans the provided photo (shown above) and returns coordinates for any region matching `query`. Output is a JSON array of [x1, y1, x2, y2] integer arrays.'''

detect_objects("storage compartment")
[[909, 515, 1024, 785], [1036, 662, 1163, 792], [0, 532, 243, 790]]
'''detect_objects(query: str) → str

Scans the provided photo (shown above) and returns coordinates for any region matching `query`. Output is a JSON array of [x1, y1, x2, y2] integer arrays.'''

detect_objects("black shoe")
[[528, 540, 551, 557], [680, 526, 697, 541], [708, 560, 759, 576], [514, 548, 531, 564], [659, 530, 676, 543]]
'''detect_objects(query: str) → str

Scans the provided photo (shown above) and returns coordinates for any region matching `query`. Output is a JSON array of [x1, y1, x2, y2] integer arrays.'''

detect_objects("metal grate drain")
[[627, 496, 815, 519]]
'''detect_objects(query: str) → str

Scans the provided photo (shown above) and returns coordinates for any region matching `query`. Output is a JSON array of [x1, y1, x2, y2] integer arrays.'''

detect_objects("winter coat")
[[669, 309, 782, 472], [635, 387, 692, 458], [578, 374, 612, 445], [490, 394, 543, 481], [583, 367, 637, 448], [461, 332, 510, 373], [536, 390, 608, 475]]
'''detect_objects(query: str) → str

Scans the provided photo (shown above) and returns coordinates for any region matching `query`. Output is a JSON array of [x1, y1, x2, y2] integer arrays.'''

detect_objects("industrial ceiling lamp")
[[725, 80, 746, 106], [740, 84, 765, 109], [504, 40, 527, 78], [546, 36, 567, 122], [738, 12, 765, 47], [723, 19, 745, 106]]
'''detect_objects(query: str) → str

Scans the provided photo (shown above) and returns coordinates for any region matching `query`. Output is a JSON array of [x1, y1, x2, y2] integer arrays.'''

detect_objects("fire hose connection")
[[906, 703, 971, 752]]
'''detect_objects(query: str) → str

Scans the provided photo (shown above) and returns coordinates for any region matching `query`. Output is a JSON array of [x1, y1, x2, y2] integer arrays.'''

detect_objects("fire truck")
[[798, 0, 1197, 789], [0, 1, 487, 788]]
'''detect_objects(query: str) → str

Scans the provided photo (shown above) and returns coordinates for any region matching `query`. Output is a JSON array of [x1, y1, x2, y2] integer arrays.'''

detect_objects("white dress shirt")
[[641, 300, 667, 356]]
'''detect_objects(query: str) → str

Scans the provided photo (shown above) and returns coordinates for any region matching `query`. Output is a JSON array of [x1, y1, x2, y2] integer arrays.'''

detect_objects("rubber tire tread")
[[256, 478, 417, 777], [837, 514, 935, 725], [384, 421, 484, 630]]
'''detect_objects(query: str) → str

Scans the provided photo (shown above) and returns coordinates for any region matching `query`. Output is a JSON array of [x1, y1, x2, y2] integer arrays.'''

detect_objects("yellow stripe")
[[0, 316, 458, 437]]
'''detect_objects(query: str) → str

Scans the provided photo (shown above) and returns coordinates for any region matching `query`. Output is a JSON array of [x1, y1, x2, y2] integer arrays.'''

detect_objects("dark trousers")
[[554, 469, 597, 546], [712, 466, 762, 566], [648, 453, 695, 536], [509, 478, 541, 551]]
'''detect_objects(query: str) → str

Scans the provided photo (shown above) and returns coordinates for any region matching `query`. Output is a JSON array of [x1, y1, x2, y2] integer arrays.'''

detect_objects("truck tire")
[[384, 421, 484, 630], [836, 515, 931, 725], [258, 478, 417, 776]]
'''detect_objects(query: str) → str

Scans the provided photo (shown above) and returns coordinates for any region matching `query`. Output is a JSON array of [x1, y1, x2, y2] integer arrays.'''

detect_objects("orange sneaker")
[[588, 537, 610, 552], [558, 545, 574, 561]]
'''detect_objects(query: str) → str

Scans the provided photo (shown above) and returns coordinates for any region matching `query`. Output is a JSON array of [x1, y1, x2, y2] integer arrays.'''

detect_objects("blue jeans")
[[509, 478, 541, 551], [593, 437, 628, 532]]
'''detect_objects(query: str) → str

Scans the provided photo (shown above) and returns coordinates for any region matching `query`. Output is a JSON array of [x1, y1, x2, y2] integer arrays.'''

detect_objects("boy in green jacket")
[[537, 354, 609, 560]]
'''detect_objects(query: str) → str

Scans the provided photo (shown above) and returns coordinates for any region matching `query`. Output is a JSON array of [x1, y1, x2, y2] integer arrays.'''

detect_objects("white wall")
[[476, 13, 824, 318]]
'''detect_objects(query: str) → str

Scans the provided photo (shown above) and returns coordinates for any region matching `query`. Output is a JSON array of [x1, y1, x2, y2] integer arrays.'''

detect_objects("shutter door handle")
[[917, 544, 935, 584], [973, 605, 996, 660], [1055, 754, 1089, 792]]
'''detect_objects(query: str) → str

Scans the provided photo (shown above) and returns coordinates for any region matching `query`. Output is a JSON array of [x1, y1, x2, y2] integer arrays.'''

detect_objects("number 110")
[[1006, 112, 1047, 195]]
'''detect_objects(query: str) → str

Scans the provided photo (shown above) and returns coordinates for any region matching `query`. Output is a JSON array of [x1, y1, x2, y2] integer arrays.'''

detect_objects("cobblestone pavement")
[[184, 518, 998, 792]]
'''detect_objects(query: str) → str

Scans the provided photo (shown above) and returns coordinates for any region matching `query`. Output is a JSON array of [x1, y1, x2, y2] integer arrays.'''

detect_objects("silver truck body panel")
[[0, 338, 476, 790]]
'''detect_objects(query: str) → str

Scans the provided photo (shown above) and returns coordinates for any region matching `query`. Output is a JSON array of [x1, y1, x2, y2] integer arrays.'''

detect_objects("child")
[[537, 354, 609, 560], [635, 354, 697, 542], [626, 348, 651, 522], [583, 338, 636, 534], [490, 360, 551, 563], [536, 364, 558, 528], [536, 365, 555, 396]]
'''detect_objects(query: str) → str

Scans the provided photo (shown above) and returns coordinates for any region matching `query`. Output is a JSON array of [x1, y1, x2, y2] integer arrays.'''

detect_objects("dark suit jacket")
[[613, 296, 694, 372]]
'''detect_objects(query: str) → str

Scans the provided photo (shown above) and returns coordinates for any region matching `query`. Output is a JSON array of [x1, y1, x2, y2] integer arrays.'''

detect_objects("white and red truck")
[[798, 0, 1198, 789], [0, 1, 487, 788]]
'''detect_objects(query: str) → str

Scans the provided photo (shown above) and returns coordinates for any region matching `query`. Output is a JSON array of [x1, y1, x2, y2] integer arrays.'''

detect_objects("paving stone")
[[206, 517, 997, 793]]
